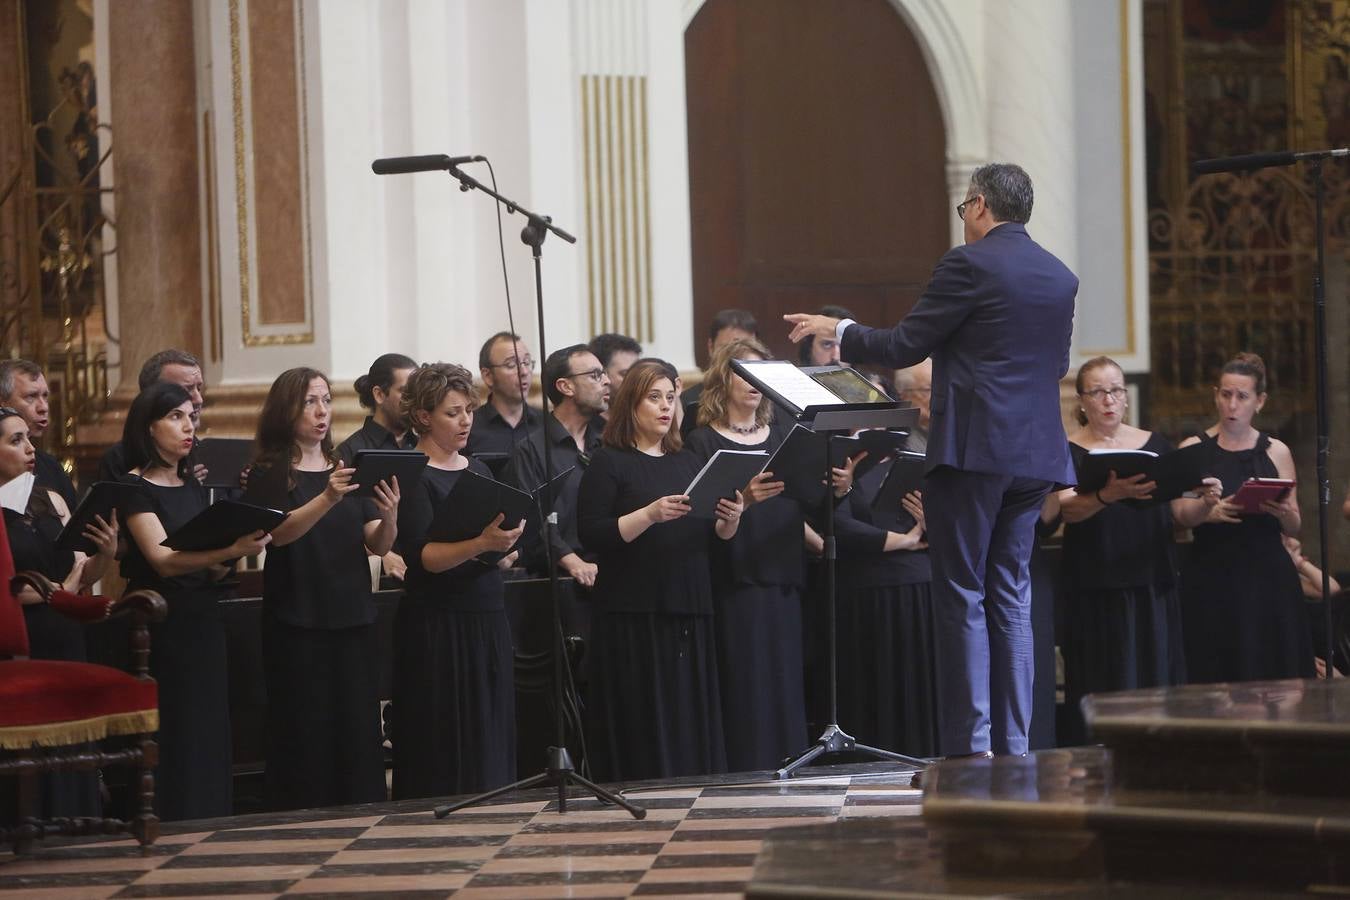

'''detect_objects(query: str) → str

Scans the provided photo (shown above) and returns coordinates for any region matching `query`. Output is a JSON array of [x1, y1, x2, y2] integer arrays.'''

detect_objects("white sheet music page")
[[742, 361, 843, 412], [0, 471, 35, 514]]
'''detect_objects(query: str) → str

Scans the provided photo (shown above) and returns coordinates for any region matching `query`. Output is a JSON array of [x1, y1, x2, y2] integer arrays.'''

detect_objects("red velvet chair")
[[0, 513, 166, 854]]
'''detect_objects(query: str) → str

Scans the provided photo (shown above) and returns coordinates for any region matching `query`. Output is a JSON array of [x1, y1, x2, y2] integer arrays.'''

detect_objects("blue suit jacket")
[[841, 223, 1077, 486]]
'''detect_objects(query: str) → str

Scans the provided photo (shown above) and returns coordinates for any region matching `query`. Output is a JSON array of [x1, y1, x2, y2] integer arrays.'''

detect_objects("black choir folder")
[[1074, 441, 1210, 505], [160, 500, 288, 551], [350, 449, 429, 498], [871, 451, 929, 529], [192, 438, 256, 489], [829, 428, 911, 482], [684, 449, 769, 518], [55, 481, 143, 555], [427, 469, 534, 565]]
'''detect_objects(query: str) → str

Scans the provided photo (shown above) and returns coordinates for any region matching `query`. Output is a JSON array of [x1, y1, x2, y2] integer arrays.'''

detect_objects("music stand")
[[730, 361, 928, 777]]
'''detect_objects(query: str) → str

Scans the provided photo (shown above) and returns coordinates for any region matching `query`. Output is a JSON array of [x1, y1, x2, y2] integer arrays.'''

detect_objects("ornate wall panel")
[[229, 0, 314, 346], [574, 0, 655, 342]]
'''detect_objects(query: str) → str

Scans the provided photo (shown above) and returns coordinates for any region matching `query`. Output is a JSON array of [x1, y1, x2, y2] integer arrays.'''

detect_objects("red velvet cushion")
[[0, 514, 28, 658], [49, 590, 115, 622], [0, 660, 157, 737]]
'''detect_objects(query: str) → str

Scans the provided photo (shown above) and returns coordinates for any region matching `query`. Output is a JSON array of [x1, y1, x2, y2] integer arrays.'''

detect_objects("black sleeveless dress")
[[1180, 433, 1314, 683], [1061, 435, 1185, 740], [121, 476, 233, 821]]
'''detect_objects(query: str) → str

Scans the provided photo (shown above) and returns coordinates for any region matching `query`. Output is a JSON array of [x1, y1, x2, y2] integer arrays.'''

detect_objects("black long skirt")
[[262, 616, 387, 810], [585, 611, 726, 782], [835, 583, 941, 759], [150, 593, 232, 822], [1062, 584, 1186, 742], [715, 584, 807, 771], [390, 601, 515, 800]]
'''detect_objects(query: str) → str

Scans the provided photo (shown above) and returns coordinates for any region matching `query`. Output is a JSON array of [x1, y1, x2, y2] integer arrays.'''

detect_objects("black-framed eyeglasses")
[[565, 368, 605, 384], [1080, 387, 1128, 401], [956, 195, 981, 220], [489, 356, 535, 372]]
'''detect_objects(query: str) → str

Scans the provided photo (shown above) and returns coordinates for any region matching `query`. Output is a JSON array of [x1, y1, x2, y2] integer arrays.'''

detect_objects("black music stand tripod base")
[[776, 724, 927, 780], [434, 746, 646, 819]]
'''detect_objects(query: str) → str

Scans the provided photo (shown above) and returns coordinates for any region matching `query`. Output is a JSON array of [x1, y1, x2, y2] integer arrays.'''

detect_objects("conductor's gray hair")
[[969, 163, 1034, 224]]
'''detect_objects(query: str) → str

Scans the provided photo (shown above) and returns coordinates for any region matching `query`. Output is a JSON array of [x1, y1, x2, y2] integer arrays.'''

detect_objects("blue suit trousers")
[[923, 466, 1052, 756]]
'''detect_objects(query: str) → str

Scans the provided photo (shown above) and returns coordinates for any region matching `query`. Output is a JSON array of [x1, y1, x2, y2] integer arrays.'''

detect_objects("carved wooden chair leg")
[[12, 772, 38, 854], [131, 737, 159, 852]]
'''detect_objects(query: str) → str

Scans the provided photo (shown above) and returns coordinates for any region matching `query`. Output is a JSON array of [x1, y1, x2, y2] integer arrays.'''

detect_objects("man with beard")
[[503, 344, 610, 586], [466, 332, 539, 470]]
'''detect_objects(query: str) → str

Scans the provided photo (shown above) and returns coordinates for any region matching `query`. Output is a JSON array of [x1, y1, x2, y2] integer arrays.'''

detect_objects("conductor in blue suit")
[[785, 163, 1077, 758]]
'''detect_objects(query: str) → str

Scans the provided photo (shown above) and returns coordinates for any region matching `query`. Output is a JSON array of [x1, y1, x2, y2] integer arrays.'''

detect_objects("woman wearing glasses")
[[1056, 357, 1191, 739], [577, 359, 744, 780], [1172, 352, 1313, 683]]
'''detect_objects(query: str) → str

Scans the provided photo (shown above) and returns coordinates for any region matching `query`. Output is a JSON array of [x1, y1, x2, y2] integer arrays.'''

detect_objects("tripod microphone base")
[[775, 723, 929, 780], [433, 747, 646, 820]]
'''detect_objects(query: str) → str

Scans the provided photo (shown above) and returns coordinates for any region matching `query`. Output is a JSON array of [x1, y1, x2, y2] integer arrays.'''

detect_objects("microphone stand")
[[1193, 148, 1343, 677], [429, 164, 644, 820]]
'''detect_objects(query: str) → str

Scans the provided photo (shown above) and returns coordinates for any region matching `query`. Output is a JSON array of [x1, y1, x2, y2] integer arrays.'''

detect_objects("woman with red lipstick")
[[1172, 352, 1313, 683], [120, 381, 273, 820], [0, 406, 118, 818], [392, 363, 521, 797], [1056, 357, 1191, 740], [248, 368, 400, 810], [578, 359, 744, 780]]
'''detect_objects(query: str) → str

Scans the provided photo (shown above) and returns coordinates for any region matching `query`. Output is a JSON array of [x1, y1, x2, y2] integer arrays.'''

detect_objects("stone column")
[[984, 0, 1078, 275], [106, 0, 203, 392]]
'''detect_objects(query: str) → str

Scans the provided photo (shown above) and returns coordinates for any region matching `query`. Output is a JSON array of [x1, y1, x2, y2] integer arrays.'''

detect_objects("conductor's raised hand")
[[479, 512, 525, 554], [715, 490, 745, 524], [322, 466, 359, 503], [645, 494, 692, 524], [371, 475, 400, 518], [784, 313, 842, 345], [230, 529, 272, 558], [743, 471, 786, 505], [1098, 470, 1156, 503]]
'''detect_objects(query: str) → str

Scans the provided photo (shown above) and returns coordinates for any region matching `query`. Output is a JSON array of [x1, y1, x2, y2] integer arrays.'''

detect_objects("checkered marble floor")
[[0, 765, 922, 898]]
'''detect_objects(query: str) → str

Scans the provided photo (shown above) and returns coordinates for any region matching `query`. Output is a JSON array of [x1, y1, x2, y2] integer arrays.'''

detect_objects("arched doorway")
[[684, 0, 949, 366]]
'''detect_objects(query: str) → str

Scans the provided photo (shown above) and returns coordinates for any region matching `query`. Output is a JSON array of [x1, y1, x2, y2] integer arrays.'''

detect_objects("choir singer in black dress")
[[393, 363, 521, 798], [1056, 357, 1191, 740], [577, 359, 744, 781], [120, 382, 272, 820], [250, 368, 400, 810], [685, 337, 808, 771], [1171, 353, 1313, 682]]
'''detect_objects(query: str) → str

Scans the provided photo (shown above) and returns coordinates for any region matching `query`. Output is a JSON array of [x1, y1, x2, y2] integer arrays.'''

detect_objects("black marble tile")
[[498, 842, 667, 858], [633, 881, 748, 894], [844, 794, 923, 806], [699, 784, 848, 796], [651, 852, 759, 868], [309, 860, 483, 877], [9, 843, 180, 860], [669, 828, 772, 842], [159, 850, 335, 868], [684, 805, 840, 819], [466, 869, 646, 886], [542, 796, 694, 811], [378, 812, 534, 827], [276, 892, 450, 900], [345, 835, 510, 850], [114, 881, 299, 897], [202, 826, 367, 842], [521, 820, 677, 834], [0, 871, 140, 889]]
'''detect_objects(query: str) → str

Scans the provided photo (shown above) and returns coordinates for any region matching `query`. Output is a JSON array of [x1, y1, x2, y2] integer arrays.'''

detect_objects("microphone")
[[371, 154, 485, 175], [1193, 148, 1348, 176]]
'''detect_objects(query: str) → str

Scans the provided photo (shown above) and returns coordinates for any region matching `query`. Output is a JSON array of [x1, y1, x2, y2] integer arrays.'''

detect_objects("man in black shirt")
[[0, 359, 77, 508], [98, 349, 207, 483], [465, 331, 540, 471], [587, 333, 642, 423], [502, 344, 609, 586], [336, 352, 419, 463]]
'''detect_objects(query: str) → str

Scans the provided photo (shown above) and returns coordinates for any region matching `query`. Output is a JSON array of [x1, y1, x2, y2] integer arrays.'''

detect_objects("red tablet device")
[[1231, 477, 1294, 515]]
